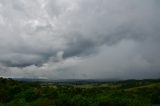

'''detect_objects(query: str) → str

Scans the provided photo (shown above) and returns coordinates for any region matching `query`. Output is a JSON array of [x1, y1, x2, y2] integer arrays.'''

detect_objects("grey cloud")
[[0, 0, 160, 79]]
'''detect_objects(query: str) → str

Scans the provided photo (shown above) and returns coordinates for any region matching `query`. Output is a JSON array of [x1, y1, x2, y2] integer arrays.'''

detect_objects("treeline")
[[0, 77, 159, 106]]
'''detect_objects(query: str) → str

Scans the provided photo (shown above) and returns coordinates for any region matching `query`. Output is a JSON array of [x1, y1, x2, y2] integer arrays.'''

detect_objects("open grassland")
[[0, 78, 160, 106]]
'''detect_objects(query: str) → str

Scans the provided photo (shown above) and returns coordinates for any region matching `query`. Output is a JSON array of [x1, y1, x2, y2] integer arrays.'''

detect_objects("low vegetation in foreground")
[[0, 77, 160, 106]]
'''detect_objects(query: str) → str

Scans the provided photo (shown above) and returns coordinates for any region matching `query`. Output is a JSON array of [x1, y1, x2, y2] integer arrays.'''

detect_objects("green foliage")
[[0, 77, 159, 106]]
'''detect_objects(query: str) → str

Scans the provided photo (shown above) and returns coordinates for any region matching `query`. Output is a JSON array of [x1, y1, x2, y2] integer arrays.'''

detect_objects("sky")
[[0, 0, 160, 79]]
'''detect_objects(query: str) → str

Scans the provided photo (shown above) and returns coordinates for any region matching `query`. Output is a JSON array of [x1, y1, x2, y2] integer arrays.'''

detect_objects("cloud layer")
[[0, 0, 160, 79]]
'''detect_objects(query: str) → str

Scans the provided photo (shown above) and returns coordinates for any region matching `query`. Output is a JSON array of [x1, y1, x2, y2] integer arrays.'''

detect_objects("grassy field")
[[0, 78, 159, 106]]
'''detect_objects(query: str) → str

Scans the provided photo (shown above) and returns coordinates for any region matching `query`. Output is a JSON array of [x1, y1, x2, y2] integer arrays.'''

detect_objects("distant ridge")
[[11, 77, 160, 84]]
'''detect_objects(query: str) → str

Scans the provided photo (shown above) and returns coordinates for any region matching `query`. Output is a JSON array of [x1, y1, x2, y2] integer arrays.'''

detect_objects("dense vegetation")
[[0, 77, 159, 106]]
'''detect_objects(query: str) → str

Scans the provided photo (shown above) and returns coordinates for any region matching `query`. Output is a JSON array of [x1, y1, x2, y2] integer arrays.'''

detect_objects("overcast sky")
[[0, 0, 160, 79]]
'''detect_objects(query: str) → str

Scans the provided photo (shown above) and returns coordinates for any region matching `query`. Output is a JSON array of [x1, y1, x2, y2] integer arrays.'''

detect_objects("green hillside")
[[0, 78, 159, 106]]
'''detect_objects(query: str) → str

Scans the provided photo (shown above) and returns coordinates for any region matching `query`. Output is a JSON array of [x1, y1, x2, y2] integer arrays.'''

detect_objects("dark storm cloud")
[[0, 0, 160, 79]]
